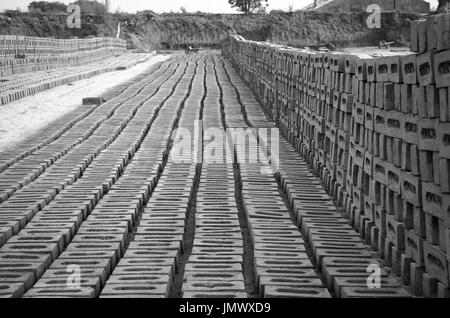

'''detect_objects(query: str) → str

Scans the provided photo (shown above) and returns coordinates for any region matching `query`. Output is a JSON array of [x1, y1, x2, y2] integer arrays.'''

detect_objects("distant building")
[[303, 0, 430, 13]]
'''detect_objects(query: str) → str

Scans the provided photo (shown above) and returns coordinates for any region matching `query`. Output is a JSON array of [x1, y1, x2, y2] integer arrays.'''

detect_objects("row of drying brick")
[[0, 35, 126, 61], [0, 61, 156, 175], [0, 59, 184, 297], [0, 56, 195, 297], [0, 53, 153, 106]]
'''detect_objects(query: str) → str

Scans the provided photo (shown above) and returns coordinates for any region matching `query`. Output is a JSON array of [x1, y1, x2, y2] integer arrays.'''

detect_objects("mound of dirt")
[[0, 10, 424, 50]]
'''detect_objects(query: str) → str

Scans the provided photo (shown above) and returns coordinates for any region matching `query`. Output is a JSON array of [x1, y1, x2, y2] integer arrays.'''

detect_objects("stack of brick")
[[222, 12, 450, 298], [0, 35, 127, 77]]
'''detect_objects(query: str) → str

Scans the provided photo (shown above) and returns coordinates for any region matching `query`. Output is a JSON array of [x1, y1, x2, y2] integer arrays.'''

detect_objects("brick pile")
[[222, 12, 450, 298], [0, 35, 126, 78]]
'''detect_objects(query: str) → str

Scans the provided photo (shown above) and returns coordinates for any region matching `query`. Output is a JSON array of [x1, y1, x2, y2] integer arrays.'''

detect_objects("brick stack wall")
[[222, 12, 450, 298], [0, 35, 127, 77]]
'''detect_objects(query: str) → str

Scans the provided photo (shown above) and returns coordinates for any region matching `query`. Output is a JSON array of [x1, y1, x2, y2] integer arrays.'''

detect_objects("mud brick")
[[384, 115, 402, 146], [363, 152, 372, 177], [391, 245, 402, 276], [375, 58, 389, 83], [401, 172, 422, 207], [439, 159, 450, 193], [412, 205, 427, 238], [386, 214, 405, 251], [402, 201, 417, 230], [33, 276, 102, 295], [427, 15, 438, 51], [409, 261, 424, 296], [356, 58, 369, 81], [436, 14, 450, 51], [344, 55, 356, 74], [418, 19, 428, 53], [434, 50, 450, 89], [340, 286, 410, 298], [402, 115, 418, 146], [334, 276, 400, 298], [422, 272, 438, 297], [410, 20, 421, 52], [416, 51, 435, 86], [392, 138, 403, 167], [417, 118, 439, 151], [364, 129, 374, 154], [366, 58, 376, 83], [100, 284, 168, 298], [439, 88, 450, 122], [385, 163, 401, 194], [339, 93, 353, 113], [24, 287, 96, 298], [439, 123, 450, 159], [363, 82, 371, 106], [332, 90, 341, 109], [437, 282, 450, 298], [357, 81, 365, 103], [322, 266, 387, 292], [400, 55, 417, 85], [351, 186, 364, 212], [399, 255, 410, 285], [82, 97, 104, 106], [373, 157, 386, 185], [183, 281, 245, 295], [406, 229, 425, 266], [422, 182, 444, 220], [331, 54, 345, 73], [424, 212, 443, 247], [424, 241, 449, 287], [417, 150, 434, 182], [447, 228, 450, 261], [399, 84, 413, 113]]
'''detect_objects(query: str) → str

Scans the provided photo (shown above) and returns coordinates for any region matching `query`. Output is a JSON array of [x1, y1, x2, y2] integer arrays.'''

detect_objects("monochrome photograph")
[[0, 0, 449, 304]]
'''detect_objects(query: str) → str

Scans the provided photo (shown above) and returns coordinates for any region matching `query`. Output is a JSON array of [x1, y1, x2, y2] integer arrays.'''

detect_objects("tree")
[[437, 0, 450, 12], [180, 6, 187, 14], [288, 4, 294, 13], [228, 0, 268, 13]]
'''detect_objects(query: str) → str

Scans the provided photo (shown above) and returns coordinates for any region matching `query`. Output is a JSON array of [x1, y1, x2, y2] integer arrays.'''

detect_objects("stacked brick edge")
[[222, 12, 450, 298]]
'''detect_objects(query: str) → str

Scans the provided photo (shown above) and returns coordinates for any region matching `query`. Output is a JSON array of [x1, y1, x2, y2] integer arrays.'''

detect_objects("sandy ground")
[[0, 53, 170, 151]]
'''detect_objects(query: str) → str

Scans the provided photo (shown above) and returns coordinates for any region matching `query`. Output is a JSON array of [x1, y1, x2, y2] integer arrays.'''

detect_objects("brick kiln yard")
[[0, 12, 450, 299]]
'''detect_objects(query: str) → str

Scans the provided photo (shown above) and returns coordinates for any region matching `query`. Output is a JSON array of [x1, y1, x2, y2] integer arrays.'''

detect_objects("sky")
[[0, 0, 439, 14]]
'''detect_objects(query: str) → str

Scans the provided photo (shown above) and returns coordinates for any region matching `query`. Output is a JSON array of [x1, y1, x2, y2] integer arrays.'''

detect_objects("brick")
[[418, 19, 428, 53], [434, 49, 450, 88], [424, 241, 449, 287], [417, 51, 435, 86], [436, 14, 450, 51], [406, 229, 425, 266], [417, 118, 439, 151], [401, 54, 417, 84]]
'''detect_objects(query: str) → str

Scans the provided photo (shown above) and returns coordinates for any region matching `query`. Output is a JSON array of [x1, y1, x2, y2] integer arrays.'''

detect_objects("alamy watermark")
[[67, 4, 81, 29], [170, 120, 280, 174], [366, 4, 382, 29], [366, 264, 382, 289], [66, 264, 81, 289]]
